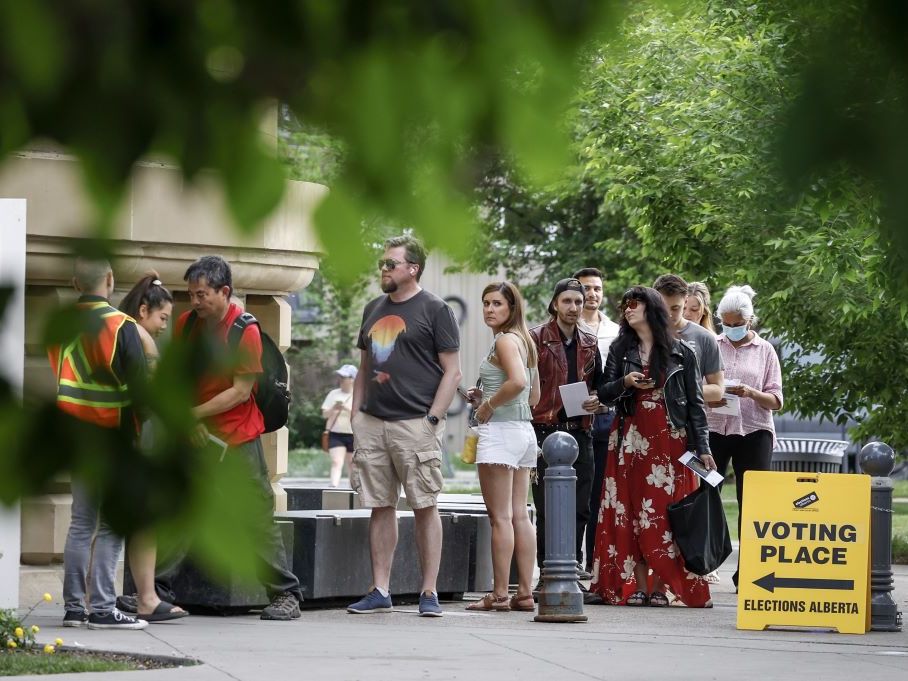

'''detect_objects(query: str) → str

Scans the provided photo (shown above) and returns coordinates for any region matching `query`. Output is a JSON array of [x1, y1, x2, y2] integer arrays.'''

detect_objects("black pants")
[[157, 437, 303, 603], [585, 434, 610, 569], [710, 429, 774, 585], [584, 412, 614, 567], [531, 427, 594, 569]]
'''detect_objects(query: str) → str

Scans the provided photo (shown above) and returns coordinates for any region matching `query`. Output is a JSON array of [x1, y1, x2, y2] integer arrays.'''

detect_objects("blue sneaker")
[[418, 591, 443, 617], [347, 588, 392, 614]]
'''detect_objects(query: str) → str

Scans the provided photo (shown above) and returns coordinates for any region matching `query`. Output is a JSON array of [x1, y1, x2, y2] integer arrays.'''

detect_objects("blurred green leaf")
[[0, 0, 64, 96], [220, 131, 287, 233]]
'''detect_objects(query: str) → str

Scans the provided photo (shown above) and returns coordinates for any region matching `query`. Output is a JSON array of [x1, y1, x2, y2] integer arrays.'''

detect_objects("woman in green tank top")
[[465, 282, 541, 613]]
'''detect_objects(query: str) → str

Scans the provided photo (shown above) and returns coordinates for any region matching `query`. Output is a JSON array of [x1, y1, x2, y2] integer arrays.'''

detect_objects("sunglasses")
[[620, 298, 641, 311], [377, 258, 414, 271]]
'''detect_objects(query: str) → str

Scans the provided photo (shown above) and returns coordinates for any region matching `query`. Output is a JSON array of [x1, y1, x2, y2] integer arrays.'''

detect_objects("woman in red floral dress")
[[591, 286, 717, 607]]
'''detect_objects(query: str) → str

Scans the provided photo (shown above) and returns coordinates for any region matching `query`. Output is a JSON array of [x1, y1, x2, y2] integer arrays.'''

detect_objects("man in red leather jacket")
[[529, 278, 603, 589]]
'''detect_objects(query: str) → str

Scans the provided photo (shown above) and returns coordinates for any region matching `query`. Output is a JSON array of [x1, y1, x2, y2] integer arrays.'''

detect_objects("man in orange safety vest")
[[48, 257, 149, 630]]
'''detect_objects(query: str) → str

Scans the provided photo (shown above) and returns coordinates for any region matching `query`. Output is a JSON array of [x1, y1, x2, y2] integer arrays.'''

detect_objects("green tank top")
[[479, 332, 533, 422]]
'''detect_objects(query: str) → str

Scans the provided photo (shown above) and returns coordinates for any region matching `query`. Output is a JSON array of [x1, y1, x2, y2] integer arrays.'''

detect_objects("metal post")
[[858, 441, 903, 632], [534, 431, 587, 623]]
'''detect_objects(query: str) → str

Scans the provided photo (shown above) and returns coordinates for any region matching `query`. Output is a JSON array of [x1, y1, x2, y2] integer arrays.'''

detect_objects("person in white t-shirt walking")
[[573, 267, 620, 578], [321, 364, 357, 487]]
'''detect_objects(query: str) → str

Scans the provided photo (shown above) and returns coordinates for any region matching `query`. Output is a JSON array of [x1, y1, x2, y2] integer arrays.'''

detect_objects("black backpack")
[[182, 310, 291, 433]]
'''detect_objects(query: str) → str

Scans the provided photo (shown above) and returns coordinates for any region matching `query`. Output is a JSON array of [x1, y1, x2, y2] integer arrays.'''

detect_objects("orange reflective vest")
[[47, 301, 135, 430]]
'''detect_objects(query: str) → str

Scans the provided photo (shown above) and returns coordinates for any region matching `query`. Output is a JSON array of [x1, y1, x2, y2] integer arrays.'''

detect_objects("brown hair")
[[384, 235, 428, 281], [652, 273, 689, 297], [481, 281, 538, 368], [572, 267, 604, 280]]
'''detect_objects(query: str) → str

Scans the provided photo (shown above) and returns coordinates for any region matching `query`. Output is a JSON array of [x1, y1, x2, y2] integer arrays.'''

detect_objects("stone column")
[[2, 143, 326, 564], [0, 199, 26, 608], [244, 295, 291, 511]]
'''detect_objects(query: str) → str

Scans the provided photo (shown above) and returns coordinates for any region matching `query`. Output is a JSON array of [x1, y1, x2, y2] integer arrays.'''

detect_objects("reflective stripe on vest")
[[50, 301, 133, 429]]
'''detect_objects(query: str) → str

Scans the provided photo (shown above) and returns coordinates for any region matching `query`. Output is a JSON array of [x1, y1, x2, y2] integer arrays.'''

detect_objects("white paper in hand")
[[208, 434, 228, 462], [559, 381, 592, 418], [679, 452, 724, 487], [710, 394, 740, 416]]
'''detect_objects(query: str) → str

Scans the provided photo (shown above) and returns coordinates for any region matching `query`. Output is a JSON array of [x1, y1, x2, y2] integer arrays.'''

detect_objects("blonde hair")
[[687, 281, 715, 333], [481, 281, 538, 368]]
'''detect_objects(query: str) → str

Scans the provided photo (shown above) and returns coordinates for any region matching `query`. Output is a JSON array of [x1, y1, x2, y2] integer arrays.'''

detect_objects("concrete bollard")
[[858, 441, 903, 632], [534, 431, 587, 623]]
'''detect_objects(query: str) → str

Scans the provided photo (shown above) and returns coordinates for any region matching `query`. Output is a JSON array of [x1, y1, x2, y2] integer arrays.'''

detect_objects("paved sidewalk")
[[19, 558, 908, 681]]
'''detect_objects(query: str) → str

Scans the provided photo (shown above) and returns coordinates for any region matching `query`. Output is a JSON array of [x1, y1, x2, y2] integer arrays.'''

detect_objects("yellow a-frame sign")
[[737, 471, 870, 634]]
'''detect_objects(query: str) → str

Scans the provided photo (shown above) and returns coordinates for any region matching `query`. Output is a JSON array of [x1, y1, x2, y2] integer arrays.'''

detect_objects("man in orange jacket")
[[48, 258, 149, 630]]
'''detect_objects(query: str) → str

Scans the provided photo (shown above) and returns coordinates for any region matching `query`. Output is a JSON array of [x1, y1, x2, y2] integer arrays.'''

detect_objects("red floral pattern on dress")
[[590, 369, 712, 607]]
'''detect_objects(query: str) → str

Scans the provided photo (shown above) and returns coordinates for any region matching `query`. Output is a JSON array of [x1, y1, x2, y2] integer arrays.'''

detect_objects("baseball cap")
[[335, 364, 358, 379], [547, 278, 585, 316]]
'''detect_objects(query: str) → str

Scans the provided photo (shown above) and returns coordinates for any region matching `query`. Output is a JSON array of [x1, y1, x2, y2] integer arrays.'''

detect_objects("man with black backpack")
[[175, 255, 303, 620]]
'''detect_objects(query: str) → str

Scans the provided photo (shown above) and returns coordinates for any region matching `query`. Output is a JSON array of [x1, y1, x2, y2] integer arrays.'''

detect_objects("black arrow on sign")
[[753, 572, 854, 593]]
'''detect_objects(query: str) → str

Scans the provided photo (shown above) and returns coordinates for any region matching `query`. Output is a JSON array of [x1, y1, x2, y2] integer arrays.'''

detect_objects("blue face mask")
[[725, 324, 748, 342]]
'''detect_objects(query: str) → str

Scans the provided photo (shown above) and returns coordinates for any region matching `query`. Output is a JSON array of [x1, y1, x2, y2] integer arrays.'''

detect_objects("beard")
[[380, 279, 398, 293]]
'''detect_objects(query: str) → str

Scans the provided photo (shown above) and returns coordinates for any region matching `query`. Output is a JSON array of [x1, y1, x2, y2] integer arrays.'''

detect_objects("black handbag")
[[591, 411, 615, 439], [667, 483, 732, 576]]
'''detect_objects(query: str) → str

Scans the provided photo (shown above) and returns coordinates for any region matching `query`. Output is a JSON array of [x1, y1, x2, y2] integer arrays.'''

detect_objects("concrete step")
[[18, 561, 124, 611]]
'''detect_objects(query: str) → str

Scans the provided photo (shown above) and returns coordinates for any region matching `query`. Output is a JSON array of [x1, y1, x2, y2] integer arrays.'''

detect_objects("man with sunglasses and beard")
[[529, 278, 603, 594], [348, 235, 462, 618]]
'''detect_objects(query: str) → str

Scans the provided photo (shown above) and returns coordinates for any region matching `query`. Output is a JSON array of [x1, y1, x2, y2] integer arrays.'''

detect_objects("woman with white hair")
[[707, 285, 783, 588]]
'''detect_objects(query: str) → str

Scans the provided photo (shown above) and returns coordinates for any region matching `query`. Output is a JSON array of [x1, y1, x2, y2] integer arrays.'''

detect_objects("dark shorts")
[[328, 432, 354, 452]]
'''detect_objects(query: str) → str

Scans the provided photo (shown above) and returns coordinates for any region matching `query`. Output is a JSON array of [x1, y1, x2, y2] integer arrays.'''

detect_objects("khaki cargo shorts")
[[351, 412, 445, 509]]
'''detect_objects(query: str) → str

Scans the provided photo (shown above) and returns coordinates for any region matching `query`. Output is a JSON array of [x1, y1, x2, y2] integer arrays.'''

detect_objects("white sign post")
[[0, 199, 26, 609]]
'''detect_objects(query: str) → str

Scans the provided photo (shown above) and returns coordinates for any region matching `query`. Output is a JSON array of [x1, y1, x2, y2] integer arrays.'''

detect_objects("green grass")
[[449, 453, 478, 474], [288, 447, 483, 491], [0, 651, 138, 675], [291, 447, 908, 561], [893, 534, 908, 564], [287, 447, 331, 477], [893, 479, 908, 498]]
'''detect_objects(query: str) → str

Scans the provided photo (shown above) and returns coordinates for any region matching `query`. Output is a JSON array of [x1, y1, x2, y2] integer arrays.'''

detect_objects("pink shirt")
[[707, 331, 783, 443]]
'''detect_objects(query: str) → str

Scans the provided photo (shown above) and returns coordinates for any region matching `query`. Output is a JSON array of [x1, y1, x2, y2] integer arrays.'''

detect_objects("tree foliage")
[[472, 0, 908, 447], [0, 1, 629, 571], [0, 0, 627, 273]]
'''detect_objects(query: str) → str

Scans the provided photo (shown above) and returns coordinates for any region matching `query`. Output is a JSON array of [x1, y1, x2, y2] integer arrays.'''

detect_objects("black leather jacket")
[[597, 338, 711, 457]]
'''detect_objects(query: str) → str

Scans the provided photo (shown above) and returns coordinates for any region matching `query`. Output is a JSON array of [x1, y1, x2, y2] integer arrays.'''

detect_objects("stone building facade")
[[0, 119, 326, 567]]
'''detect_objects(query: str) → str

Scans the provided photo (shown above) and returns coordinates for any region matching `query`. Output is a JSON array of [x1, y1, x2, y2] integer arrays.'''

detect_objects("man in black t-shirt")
[[347, 235, 461, 618]]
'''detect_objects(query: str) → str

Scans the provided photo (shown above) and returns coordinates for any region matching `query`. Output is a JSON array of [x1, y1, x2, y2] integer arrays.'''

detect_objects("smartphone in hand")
[[456, 386, 470, 400]]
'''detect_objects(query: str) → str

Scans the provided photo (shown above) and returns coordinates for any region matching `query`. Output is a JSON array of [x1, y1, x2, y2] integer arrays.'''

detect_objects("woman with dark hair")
[[116, 273, 186, 622], [465, 281, 540, 612], [119, 273, 174, 364], [590, 286, 716, 608]]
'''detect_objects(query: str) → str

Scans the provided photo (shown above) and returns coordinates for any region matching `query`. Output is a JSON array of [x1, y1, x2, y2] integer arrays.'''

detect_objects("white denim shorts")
[[475, 420, 538, 469]]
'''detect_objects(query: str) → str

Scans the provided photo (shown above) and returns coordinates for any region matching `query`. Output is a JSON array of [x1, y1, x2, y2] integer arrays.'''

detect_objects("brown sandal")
[[466, 593, 510, 611], [508, 594, 535, 612]]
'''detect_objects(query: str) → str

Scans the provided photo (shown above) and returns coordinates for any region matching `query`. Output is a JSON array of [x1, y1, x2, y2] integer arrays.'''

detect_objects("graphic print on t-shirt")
[[367, 315, 407, 380]]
